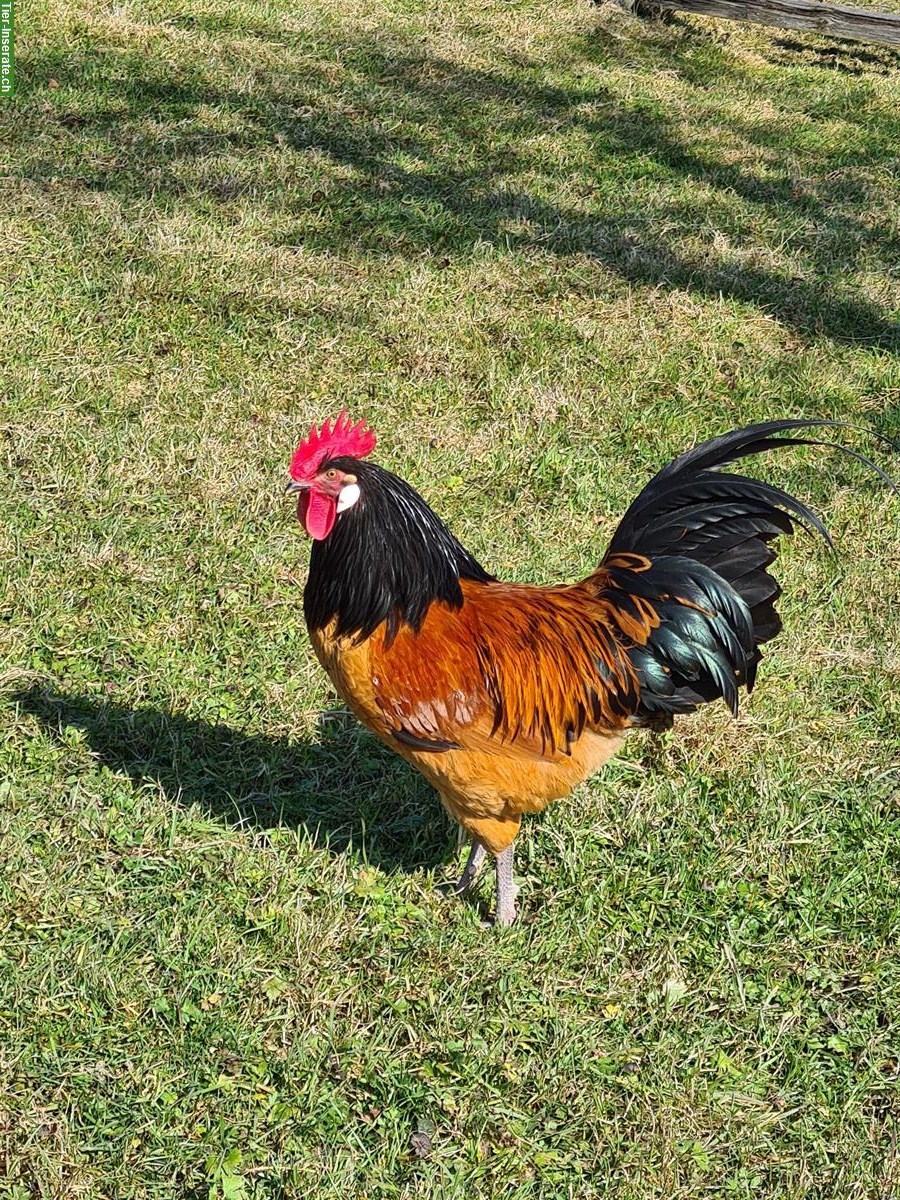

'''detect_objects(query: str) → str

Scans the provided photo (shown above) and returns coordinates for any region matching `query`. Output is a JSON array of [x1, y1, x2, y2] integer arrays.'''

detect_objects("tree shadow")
[[13, 20, 900, 349], [12, 685, 451, 875]]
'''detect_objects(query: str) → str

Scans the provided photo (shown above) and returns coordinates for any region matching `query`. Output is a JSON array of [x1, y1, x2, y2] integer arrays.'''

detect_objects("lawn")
[[2, 0, 900, 1195]]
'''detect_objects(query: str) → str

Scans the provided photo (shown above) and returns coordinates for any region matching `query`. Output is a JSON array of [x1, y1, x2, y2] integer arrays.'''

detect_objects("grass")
[[2, 0, 900, 1194]]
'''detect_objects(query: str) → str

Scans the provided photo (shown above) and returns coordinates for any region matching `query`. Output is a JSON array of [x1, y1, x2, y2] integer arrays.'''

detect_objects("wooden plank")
[[623, 0, 900, 46]]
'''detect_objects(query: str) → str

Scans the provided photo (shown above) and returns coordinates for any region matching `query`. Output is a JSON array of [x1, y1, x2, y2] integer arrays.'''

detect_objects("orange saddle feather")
[[310, 562, 662, 853]]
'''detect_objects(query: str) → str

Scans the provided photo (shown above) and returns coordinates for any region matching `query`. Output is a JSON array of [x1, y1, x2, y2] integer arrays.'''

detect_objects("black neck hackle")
[[302, 458, 493, 643]]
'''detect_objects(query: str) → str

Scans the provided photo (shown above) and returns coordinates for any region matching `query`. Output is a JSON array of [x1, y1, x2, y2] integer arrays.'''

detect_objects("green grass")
[[3, 0, 900, 1195]]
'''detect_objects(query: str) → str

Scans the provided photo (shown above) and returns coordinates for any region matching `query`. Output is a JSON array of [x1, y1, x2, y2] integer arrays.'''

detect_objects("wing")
[[369, 578, 653, 759]]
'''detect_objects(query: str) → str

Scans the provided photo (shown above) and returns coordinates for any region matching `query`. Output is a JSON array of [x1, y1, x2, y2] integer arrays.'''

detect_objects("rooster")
[[286, 413, 893, 926]]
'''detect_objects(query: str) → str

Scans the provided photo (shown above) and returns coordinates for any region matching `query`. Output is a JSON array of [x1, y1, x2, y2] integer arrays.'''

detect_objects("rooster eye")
[[324, 468, 338, 479]]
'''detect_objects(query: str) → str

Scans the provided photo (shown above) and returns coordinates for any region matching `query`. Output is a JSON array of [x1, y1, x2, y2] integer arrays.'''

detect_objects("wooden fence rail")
[[620, 0, 900, 46]]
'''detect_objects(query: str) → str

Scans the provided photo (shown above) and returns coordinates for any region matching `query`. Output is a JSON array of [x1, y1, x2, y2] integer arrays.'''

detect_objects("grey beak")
[[285, 478, 309, 495]]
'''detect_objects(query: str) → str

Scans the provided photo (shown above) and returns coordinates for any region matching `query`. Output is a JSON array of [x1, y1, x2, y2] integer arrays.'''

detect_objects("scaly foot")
[[494, 844, 519, 927], [437, 837, 487, 899]]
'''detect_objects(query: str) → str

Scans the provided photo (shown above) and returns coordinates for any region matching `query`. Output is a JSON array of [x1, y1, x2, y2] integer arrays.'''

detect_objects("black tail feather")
[[601, 420, 896, 725]]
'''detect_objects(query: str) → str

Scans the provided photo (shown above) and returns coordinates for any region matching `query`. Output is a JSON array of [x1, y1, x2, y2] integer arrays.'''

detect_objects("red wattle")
[[298, 490, 337, 540]]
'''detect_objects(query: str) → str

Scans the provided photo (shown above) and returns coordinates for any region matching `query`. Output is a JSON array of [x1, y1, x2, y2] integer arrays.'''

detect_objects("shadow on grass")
[[14, 21, 900, 349], [13, 685, 451, 875], [768, 34, 900, 76]]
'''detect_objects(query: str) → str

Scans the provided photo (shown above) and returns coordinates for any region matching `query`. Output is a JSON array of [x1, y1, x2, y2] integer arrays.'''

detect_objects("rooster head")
[[286, 412, 377, 540]]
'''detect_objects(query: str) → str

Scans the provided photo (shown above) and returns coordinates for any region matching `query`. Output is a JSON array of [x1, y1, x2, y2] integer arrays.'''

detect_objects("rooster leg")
[[494, 845, 519, 927], [452, 837, 487, 896]]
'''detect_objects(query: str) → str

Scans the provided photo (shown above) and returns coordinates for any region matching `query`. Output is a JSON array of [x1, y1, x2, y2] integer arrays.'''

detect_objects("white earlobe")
[[336, 482, 361, 513]]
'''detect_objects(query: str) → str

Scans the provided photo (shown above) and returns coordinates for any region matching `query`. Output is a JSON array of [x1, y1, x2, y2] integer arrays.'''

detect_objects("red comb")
[[289, 411, 377, 480]]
